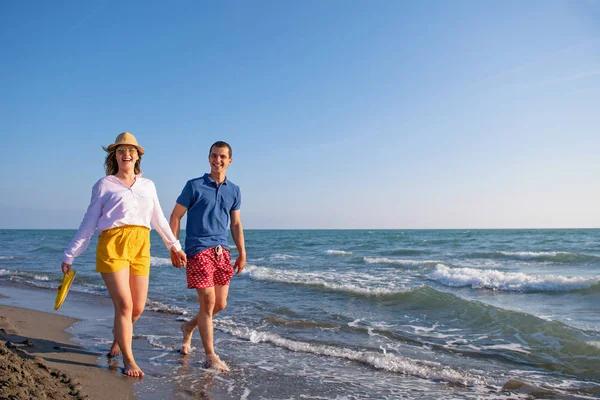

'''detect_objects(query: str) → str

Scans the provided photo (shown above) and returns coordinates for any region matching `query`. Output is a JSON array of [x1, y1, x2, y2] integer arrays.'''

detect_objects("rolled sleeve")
[[149, 182, 182, 252]]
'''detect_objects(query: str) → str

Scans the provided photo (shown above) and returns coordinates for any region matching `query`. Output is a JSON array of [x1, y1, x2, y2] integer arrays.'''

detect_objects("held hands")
[[233, 253, 246, 275], [61, 262, 72, 275], [170, 249, 187, 268]]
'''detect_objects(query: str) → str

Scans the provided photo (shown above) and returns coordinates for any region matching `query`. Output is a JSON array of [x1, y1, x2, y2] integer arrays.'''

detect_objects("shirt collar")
[[106, 173, 143, 184], [204, 173, 227, 186]]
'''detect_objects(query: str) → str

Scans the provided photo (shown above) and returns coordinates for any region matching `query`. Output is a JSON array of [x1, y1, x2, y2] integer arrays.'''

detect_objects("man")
[[169, 141, 246, 372]]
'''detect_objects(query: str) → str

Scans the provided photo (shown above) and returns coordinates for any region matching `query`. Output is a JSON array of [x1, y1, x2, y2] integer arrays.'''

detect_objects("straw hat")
[[107, 132, 145, 154]]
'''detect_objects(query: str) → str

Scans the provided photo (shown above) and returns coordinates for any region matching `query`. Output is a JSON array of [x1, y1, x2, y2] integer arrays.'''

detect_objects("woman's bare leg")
[[102, 269, 145, 377]]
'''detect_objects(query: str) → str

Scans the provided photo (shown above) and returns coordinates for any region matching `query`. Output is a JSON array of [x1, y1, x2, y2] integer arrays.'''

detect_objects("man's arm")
[[230, 209, 246, 274], [170, 203, 188, 267]]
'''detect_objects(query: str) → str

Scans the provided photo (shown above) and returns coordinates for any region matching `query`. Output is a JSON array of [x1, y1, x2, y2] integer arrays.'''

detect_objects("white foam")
[[240, 388, 251, 400], [145, 299, 189, 315], [498, 251, 571, 259], [243, 265, 406, 296], [326, 250, 353, 255], [370, 321, 395, 330], [0, 268, 50, 282], [428, 264, 600, 292], [367, 327, 382, 337], [481, 343, 530, 354], [144, 335, 175, 350], [405, 323, 439, 333], [217, 322, 490, 387], [149, 352, 170, 361], [150, 257, 172, 267]]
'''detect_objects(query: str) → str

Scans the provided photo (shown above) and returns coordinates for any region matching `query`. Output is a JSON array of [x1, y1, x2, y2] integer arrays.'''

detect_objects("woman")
[[61, 132, 187, 377]]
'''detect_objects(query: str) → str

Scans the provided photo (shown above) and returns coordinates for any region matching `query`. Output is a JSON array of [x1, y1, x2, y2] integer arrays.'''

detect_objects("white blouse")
[[63, 174, 181, 264]]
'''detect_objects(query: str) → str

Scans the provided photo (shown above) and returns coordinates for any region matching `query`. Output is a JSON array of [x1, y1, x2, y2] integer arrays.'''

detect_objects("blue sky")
[[1, 0, 599, 229]]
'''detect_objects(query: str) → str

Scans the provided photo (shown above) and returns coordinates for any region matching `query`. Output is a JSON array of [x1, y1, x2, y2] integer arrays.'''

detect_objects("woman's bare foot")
[[107, 338, 121, 357], [123, 359, 144, 377], [205, 354, 230, 372], [180, 321, 195, 355]]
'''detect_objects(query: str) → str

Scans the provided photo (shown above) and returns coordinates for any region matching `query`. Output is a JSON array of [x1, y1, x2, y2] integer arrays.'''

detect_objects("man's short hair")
[[209, 141, 232, 158]]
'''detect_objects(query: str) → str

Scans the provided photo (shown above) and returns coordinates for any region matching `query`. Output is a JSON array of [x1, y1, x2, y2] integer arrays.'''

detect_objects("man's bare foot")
[[205, 354, 230, 372], [107, 338, 121, 357], [107, 357, 119, 372], [123, 360, 144, 377], [106, 327, 120, 357], [180, 320, 195, 355]]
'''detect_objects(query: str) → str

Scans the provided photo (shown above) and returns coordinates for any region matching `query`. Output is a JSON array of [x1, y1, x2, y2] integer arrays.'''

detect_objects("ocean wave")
[[389, 249, 430, 256], [0, 269, 110, 296], [69, 283, 106, 295], [325, 250, 353, 255], [266, 316, 340, 330], [143, 335, 176, 351], [145, 299, 189, 315], [501, 378, 600, 400], [150, 257, 173, 267], [428, 264, 600, 292], [271, 254, 303, 260], [0, 268, 51, 282], [0, 255, 16, 260], [243, 265, 407, 297], [30, 246, 62, 253], [478, 343, 530, 354], [399, 287, 600, 379], [469, 251, 598, 263], [420, 239, 450, 245], [217, 321, 491, 387], [363, 257, 443, 267]]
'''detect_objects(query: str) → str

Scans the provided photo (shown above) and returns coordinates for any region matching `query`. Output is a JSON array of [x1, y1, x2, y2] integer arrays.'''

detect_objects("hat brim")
[[107, 143, 145, 155]]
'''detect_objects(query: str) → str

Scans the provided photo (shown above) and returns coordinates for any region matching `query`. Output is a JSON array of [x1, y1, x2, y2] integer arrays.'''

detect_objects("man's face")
[[208, 145, 232, 174]]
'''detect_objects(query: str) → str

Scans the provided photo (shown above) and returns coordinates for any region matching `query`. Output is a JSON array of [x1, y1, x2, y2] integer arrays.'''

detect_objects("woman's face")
[[115, 145, 139, 172]]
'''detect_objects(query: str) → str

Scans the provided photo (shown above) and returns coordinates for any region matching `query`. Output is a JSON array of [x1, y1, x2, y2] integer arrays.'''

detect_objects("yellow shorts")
[[96, 226, 151, 276]]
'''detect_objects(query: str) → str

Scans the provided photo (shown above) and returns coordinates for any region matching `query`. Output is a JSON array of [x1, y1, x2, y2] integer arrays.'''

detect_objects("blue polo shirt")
[[176, 173, 241, 258]]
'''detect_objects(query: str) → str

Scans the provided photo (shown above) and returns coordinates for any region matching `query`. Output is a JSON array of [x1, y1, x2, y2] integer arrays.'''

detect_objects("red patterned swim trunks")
[[186, 245, 234, 288]]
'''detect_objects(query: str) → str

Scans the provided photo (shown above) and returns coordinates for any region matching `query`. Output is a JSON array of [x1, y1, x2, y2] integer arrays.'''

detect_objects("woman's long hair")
[[102, 146, 142, 176]]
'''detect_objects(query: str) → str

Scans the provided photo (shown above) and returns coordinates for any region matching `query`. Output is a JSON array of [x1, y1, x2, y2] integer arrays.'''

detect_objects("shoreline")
[[0, 282, 242, 400], [0, 304, 135, 400]]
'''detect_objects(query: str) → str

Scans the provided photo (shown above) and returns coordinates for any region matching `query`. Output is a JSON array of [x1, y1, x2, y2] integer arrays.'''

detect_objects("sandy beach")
[[0, 282, 249, 400], [0, 303, 134, 400]]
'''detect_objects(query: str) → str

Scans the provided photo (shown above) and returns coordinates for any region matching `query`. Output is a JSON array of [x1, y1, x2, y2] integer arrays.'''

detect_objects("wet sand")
[[0, 304, 134, 400]]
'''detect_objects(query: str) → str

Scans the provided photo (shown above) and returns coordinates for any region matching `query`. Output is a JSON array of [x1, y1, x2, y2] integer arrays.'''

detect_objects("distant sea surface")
[[1, 229, 599, 399]]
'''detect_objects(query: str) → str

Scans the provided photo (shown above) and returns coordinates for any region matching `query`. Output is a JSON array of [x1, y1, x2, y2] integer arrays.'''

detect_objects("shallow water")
[[1, 229, 599, 399]]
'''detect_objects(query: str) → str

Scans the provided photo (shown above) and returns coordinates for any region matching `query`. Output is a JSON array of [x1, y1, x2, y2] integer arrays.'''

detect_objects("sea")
[[0, 229, 599, 400]]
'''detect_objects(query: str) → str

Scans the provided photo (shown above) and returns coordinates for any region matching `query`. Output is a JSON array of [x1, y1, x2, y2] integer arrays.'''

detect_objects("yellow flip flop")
[[54, 270, 76, 310]]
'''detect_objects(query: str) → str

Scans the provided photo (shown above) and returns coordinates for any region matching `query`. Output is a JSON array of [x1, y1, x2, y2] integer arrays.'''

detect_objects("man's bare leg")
[[181, 285, 228, 356], [194, 286, 230, 371], [180, 316, 197, 355], [108, 329, 120, 357]]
